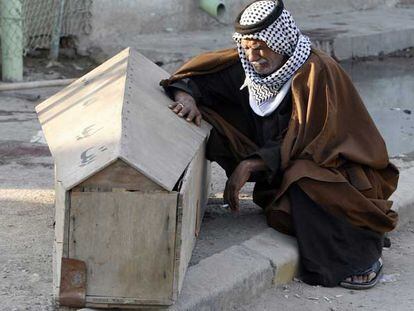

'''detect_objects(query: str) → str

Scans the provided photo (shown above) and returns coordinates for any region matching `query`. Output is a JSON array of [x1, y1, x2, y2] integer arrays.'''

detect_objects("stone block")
[[171, 244, 273, 310], [242, 229, 299, 285]]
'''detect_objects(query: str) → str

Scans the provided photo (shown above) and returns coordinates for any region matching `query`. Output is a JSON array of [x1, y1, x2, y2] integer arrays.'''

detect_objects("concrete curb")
[[332, 28, 414, 60], [391, 166, 414, 229], [169, 167, 413, 310], [169, 230, 298, 310], [299, 7, 414, 60]]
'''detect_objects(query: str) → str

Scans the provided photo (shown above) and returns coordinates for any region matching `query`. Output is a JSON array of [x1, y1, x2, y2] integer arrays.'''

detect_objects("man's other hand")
[[224, 161, 252, 213], [169, 90, 202, 126], [224, 159, 268, 212]]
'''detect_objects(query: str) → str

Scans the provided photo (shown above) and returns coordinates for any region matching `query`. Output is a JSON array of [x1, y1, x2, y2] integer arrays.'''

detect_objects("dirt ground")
[[0, 188, 55, 310], [22, 48, 97, 82], [0, 50, 413, 310]]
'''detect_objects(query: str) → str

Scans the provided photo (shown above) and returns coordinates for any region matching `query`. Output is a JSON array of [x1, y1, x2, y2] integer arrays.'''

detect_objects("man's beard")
[[251, 59, 270, 75]]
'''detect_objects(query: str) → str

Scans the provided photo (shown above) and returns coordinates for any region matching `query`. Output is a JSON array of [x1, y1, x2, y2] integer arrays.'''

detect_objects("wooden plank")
[[85, 295, 173, 306], [53, 242, 63, 300], [53, 179, 70, 299], [72, 159, 163, 192], [69, 192, 177, 302], [120, 49, 212, 191], [198, 156, 211, 233], [36, 49, 130, 190], [175, 140, 211, 294], [172, 196, 183, 301]]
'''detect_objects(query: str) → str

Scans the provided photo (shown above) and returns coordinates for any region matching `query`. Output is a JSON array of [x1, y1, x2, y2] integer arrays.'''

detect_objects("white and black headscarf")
[[233, 0, 311, 107]]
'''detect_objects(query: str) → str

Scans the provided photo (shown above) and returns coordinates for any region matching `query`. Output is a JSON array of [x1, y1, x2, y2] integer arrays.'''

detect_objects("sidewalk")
[[124, 6, 414, 72]]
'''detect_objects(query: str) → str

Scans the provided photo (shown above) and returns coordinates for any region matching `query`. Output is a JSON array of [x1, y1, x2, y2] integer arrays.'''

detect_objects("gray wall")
[[76, 0, 402, 57]]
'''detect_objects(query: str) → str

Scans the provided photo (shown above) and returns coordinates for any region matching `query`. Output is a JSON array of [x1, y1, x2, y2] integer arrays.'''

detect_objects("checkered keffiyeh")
[[233, 1, 311, 106]]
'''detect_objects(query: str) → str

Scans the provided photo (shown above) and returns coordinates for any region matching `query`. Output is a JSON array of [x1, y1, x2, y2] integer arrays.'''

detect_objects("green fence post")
[[0, 0, 23, 82], [49, 0, 65, 60]]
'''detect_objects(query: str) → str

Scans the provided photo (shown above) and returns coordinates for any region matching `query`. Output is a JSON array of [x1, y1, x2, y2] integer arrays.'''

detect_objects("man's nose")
[[247, 50, 260, 62]]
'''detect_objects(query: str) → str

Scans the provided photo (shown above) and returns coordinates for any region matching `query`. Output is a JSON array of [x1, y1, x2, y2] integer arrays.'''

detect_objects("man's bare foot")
[[344, 271, 377, 284], [339, 258, 383, 290]]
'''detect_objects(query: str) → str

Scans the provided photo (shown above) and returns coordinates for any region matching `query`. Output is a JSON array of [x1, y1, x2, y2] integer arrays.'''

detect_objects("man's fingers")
[[168, 102, 178, 109], [178, 106, 191, 117], [186, 110, 196, 122], [224, 181, 239, 212], [171, 101, 201, 126], [224, 181, 233, 208], [172, 102, 184, 114], [230, 190, 240, 212], [195, 114, 202, 127], [223, 182, 230, 204]]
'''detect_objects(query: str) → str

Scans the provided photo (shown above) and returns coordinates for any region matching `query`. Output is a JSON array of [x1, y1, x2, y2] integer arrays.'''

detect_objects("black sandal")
[[339, 258, 383, 290]]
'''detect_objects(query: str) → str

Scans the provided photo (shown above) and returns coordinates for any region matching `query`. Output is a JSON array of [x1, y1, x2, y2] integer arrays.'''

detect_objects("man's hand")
[[224, 158, 268, 212], [169, 90, 202, 126]]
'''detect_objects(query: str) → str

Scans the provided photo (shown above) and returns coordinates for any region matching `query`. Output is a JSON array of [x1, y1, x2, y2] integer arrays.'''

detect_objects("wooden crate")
[[37, 48, 211, 308]]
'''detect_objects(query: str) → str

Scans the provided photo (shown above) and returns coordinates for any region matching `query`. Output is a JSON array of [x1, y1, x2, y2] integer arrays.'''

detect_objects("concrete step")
[[216, 0, 400, 24], [284, 0, 399, 15], [297, 6, 414, 60], [123, 6, 414, 73], [171, 164, 414, 310]]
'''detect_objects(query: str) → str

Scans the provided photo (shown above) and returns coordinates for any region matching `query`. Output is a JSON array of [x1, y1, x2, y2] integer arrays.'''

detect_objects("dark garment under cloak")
[[164, 61, 291, 185], [161, 48, 398, 286]]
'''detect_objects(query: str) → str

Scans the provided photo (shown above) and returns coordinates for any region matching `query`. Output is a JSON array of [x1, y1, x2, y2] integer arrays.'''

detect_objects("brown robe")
[[161, 48, 399, 234]]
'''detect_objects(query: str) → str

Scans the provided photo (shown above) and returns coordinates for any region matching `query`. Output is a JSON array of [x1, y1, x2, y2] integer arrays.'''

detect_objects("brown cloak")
[[161, 48, 399, 233]]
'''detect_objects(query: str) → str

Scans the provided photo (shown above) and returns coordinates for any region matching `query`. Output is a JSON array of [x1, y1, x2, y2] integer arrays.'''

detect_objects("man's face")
[[240, 39, 287, 76]]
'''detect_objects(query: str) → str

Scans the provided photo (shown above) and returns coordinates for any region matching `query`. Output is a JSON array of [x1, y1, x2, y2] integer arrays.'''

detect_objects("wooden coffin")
[[36, 48, 211, 308]]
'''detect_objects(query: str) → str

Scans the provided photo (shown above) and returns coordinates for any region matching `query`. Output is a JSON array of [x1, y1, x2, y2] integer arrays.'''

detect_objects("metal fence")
[[22, 0, 92, 52], [0, 0, 92, 81]]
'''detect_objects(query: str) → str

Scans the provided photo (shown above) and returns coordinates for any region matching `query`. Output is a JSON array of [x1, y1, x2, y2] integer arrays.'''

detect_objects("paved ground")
[[235, 223, 414, 311], [342, 56, 414, 156], [0, 53, 413, 310]]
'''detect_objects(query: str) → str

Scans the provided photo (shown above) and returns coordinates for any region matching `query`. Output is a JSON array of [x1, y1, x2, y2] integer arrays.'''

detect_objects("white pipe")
[[199, 0, 226, 20], [0, 79, 75, 91]]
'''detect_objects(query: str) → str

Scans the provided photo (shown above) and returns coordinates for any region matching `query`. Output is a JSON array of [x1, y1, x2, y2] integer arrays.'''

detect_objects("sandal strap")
[[353, 258, 383, 276]]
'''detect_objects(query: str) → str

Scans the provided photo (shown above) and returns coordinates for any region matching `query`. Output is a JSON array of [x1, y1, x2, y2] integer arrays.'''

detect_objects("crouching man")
[[161, 0, 398, 289]]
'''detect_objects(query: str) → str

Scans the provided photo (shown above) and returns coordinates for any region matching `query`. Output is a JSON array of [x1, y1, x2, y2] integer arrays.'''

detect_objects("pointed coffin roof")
[[36, 48, 211, 191]]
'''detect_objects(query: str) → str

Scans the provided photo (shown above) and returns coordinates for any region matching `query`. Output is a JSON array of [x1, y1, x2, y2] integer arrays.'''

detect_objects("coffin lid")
[[36, 48, 211, 191]]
